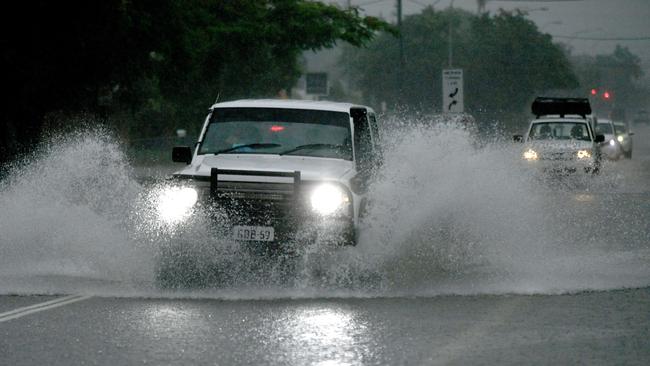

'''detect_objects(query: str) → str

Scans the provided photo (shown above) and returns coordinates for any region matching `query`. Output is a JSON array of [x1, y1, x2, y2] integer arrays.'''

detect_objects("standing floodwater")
[[0, 122, 649, 298]]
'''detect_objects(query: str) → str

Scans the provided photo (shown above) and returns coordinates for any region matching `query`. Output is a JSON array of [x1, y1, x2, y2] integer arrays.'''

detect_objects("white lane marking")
[[0, 295, 92, 323], [0, 295, 85, 317]]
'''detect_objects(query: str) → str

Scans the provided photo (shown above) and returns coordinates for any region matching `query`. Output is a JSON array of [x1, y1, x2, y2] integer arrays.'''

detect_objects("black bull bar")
[[209, 168, 301, 202]]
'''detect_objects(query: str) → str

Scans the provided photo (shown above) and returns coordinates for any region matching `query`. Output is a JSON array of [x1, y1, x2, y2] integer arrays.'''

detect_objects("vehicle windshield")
[[614, 123, 628, 134], [596, 123, 614, 134], [528, 122, 592, 141], [199, 107, 352, 160]]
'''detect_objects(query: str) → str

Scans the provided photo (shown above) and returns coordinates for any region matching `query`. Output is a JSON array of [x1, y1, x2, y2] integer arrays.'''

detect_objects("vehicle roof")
[[531, 116, 589, 123], [596, 118, 613, 124], [210, 99, 374, 113]]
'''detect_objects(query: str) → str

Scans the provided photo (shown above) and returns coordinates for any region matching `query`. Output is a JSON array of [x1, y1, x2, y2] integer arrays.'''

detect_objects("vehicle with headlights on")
[[613, 120, 634, 159], [514, 97, 605, 175], [162, 99, 381, 253], [595, 119, 623, 160]]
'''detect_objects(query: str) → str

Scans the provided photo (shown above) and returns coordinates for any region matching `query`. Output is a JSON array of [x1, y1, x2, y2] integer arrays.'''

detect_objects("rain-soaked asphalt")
[[1, 290, 649, 365], [2, 125, 650, 365]]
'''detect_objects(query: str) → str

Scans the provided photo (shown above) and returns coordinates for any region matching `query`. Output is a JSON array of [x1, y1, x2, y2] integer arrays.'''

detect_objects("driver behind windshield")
[[530, 122, 590, 141], [225, 125, 262, 152], [538, 125, 552, 139], [570, 125, 584, 139], [198, 108, 353, 160]]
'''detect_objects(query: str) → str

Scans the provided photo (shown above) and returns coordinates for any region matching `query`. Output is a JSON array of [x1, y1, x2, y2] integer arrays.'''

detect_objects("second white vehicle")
[[515, 97, 605, 175], [596, 119, 623, 160], [613, 120, 634, 159]]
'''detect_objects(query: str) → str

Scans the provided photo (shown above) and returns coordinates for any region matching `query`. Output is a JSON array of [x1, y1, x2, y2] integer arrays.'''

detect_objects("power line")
[[491, 0, 585, 2], [356, 0, 439, 8], [354, 0, 391, 7], [551, 35, 650, 41], [407, 0, 440, 8]]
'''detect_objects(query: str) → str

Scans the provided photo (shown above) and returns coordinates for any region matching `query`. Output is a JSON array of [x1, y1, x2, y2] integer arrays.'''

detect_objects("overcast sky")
[[336, 0, 650, 74]]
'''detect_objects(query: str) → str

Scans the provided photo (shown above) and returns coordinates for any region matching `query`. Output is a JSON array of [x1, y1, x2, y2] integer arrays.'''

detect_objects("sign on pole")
[[306, 72, 328, 96], [442, 69, 464, 113]]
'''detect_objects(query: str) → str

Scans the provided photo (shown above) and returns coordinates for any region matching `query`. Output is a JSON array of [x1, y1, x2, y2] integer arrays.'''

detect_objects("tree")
[[570, 45, 646, 114], [0, 0, 391, 163], [341, 8, 578, 119]]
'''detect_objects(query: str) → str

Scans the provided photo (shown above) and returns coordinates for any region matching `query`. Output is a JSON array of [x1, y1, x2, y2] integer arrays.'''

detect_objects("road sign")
[[306, 72, 328, 95], [442, 69, 464, 113]]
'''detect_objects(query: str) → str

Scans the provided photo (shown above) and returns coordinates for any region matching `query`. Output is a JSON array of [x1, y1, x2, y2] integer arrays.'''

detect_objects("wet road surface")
[[1, 289, 650, 365]]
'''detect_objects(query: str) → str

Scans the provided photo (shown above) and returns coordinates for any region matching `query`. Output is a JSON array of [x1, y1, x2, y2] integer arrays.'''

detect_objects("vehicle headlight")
[[523, 149, 538, 161], [617, 135, 624, 143], [310, 183, 350, 216], [156, 186, 198, 223], [609, 139, 616, 146], [576, 150, 592, 159]]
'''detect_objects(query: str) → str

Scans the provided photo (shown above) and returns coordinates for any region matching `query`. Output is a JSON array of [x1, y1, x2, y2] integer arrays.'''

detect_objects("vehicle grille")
[[213, 181, 304, 226], [215, 181, 294, 202], [541, 152, 574, 161]]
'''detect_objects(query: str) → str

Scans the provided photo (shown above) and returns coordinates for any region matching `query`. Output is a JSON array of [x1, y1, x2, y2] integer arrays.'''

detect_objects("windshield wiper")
[[212, 143, 281, 154], [279, 143, 348, 156]]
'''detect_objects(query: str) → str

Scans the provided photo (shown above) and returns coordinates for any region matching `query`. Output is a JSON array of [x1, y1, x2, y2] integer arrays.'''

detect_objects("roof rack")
[[531, 97, 591, 118]]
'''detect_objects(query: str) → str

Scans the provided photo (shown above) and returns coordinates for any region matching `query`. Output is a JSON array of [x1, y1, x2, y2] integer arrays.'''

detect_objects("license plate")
[[232, 226, 275, 241]]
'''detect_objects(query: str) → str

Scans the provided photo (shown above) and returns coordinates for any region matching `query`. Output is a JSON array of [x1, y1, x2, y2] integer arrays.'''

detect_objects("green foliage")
[[117, 0, 391, 137], [342, 8, 578, 117], [1, 0, 390, 163]]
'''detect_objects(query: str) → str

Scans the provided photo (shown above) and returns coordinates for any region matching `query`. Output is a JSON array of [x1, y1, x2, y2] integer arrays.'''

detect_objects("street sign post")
[[442, 69, 464, 113], [305, 72, 328, 96]]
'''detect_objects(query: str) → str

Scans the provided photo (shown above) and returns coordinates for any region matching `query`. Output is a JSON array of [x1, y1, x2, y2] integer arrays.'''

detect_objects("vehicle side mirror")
[[172, 146, 192, 164], [513, 135, 524, 143], [594, 134, 605, 143]]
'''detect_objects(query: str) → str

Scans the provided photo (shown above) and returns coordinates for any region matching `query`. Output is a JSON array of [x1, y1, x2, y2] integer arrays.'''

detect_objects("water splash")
[[0, 121, 648, 298], [0, 128, 153, 294]]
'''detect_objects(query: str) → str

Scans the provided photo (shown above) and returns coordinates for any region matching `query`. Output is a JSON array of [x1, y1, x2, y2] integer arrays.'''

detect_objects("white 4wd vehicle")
[[514, 97, 605, 175], [167, 99, 381, 250]]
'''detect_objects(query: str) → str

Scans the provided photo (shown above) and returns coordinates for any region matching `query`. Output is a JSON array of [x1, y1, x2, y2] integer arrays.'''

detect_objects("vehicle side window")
[[595, 123, 613, 134], [351, 108, 373, 174], [368, 113, 383, 165]]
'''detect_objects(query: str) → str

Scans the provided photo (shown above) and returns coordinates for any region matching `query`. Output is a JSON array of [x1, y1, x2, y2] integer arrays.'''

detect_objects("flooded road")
[[1, 123, 649, 364]]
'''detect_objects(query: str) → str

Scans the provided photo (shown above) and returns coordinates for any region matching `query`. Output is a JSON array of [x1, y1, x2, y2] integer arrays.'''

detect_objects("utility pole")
[[477, 0, 486, 14], [448, 21, 453, 67], [448, 0, 454, 67], [397, 0, 404, 98], [397, 0, 403, 65]]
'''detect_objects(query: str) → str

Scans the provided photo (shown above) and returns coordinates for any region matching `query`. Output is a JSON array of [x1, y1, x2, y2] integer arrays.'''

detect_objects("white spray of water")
[[0, 122, 648, 298], [0, 129, 153, 295], [300, 118, 650, 296]]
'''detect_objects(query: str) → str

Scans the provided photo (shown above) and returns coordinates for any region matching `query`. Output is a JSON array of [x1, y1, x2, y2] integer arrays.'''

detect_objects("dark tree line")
[[0, 0, 390, 164], [341, 8, 579, 128], [571, 45, 646, 116]]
